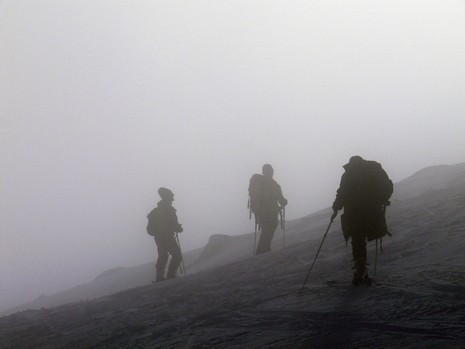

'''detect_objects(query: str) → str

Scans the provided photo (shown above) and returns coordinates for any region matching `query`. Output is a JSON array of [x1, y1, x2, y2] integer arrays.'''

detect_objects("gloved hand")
[[330, 210, 338, 221], [176, 224, 183, 233], [281, 198, 288, 207]]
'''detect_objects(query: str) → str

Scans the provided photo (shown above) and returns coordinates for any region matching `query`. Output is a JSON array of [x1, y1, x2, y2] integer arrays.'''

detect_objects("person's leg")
[[154, 235, 169, 281], [255, 212, 278, 255], [166, 235, 182, 278], [351, 232, 367, 277], [351, 217, 371, 285]]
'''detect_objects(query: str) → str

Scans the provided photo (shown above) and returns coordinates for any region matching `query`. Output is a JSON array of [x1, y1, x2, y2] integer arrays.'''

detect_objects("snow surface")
[[0, 163, 464, 348]]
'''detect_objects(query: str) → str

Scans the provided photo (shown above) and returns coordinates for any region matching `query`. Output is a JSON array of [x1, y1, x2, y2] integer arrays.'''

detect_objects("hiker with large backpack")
[[332, 156, 393, 285], [147, 187, 184, 282], [248, 164, 288, 255]]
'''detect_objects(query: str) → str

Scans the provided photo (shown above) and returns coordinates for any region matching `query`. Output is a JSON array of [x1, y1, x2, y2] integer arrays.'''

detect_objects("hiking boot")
[[352, 272, 372, 286], [352, 260, 369, 285], [155, 275, 165, 282], [352, 272, 363, 285], [166, 273, 178, 280], [363, 275, 372, 286]]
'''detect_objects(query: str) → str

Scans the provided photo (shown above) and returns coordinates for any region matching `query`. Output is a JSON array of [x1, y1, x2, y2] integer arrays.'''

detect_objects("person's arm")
[[276, 183, 288, 207], [171, 207, 183, 232], [332, 173, 347, 212]]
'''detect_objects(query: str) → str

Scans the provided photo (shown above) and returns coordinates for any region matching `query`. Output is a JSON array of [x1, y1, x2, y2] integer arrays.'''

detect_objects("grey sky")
[[1, 1, 465, 310]]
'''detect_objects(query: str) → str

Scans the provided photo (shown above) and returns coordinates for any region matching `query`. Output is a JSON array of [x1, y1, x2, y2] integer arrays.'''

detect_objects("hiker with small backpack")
[[248, 164, 288, 255], [332, 156, 393, 285], [147, 187, 184, 282]]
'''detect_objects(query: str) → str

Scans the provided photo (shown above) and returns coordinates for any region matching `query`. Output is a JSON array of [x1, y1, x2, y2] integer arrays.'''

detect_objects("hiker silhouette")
[[332, 156, 393, 285], [249, 164, 287, 255], [146, 187, 184, 282]]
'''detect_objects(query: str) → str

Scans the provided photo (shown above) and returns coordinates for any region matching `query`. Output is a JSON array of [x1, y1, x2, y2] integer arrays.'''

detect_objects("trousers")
[[255, 211, 279, 255], [154, 233, 182, 278]]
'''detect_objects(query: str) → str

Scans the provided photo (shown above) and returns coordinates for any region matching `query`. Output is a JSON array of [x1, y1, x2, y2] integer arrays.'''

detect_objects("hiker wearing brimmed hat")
[[146, 187, 184, 282], [332, 156, 393, 285]]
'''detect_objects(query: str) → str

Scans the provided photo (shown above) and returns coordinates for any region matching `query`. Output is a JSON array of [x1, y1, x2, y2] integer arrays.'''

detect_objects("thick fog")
[[1, 1, 464, 311]]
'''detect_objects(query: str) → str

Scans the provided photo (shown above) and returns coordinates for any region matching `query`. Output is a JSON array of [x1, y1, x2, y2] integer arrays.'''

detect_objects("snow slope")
[[0, 163, 464, 348]]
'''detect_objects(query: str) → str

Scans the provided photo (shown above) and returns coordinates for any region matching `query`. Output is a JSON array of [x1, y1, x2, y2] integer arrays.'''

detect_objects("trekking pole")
[[299, 213, 337, 294], [253, 222, 257, 255], [253, 216, 259, 255], [175, 233, 186, 275], [249, 198, 257, 255], [248, 199, 252, 220], [280, 206, 286, 249], [374, 203, 390, 277]]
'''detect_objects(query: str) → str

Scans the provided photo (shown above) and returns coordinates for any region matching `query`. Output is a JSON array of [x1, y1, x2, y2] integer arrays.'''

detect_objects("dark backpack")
[[362, 161, 393, 241], [146, 208, 160, 236], [359, 161, 393, 206], [248, 173, 264, 214], [340, 161, 393, 242]]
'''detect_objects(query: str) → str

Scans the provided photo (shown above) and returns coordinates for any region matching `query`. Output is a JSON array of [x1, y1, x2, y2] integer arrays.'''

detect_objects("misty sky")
[[1, 1, 465, 311]]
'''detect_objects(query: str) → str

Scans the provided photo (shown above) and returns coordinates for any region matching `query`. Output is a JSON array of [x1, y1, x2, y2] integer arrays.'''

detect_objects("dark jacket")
[[147, 200, 182, 236], [333, 160, 392, 213], [332, 160, 393, 242], [249, 174, 287, 214]]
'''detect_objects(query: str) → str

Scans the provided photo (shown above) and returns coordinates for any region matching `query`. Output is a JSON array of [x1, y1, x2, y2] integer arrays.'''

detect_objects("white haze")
[[1, 1, 464, 311]]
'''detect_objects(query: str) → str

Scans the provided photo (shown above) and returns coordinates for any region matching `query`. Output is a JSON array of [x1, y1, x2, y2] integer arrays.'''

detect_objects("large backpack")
[[249, 173, 271, 215], [361, 161, 393, 242], [248, 173, 263, 214], [363, 160, 393, 206], [146, 208, 160, 236], [340, 161, 393, 242]]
